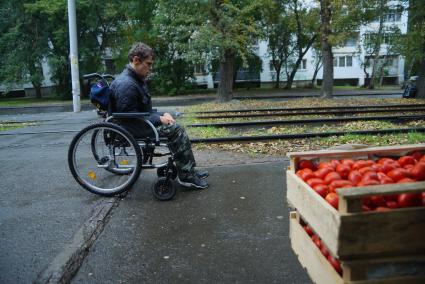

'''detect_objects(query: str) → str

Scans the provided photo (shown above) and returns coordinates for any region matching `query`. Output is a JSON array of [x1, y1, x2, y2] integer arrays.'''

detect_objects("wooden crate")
[[286, 144, 425, 260], [289, 212, 425, 284]]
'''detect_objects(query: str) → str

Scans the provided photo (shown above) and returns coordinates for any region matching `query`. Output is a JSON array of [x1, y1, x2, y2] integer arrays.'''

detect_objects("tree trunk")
[[217, 49, 235, 102], [417, 58, 425, 98], [320, 0, 333, 98], [33, 82, 42, 99], [275, 66, 281, 89], [311, 63, 321, 86], [285, 36, 316, 89]]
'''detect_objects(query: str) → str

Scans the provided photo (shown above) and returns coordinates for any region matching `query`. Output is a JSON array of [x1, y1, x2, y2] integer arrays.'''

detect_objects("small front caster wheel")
[[152, 177, 176, 201]]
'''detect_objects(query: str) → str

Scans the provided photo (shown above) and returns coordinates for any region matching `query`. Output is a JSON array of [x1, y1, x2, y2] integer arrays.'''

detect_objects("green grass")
[[0, 97, 90, 107], [0, 121, 36, 131]]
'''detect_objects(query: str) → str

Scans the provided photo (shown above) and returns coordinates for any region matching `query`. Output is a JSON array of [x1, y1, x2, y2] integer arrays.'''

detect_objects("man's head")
[[128, 42, 155, 78]]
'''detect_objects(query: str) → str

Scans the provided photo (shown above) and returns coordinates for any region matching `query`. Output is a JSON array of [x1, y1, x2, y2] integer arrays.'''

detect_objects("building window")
[[334, 56, 353, 68], [301, 59, 307, 70], [346, 56, 353, 67], [384, 9, 402, 22], [194, 63, 206, 75], [345, 37, 357, 47], [339, 57, 346, 67]]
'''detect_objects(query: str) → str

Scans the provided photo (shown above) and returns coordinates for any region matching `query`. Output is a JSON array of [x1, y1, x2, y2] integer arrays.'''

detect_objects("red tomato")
[[312, 184, 329, 198], [330, 159, 341, 169], [352, 160, 369, 170], [357, 179, 380, 187], [386, 200, 399, 209], [327, 255, 342, 275], [365, 159, 375, 166], [370, 195, 386, 207], [398, 193, 422, 208], [328, 180, 353, 193], [325, 193, 339, 209], [397, 178, 416, 183], [303, 225, 314, 236], [361, 171, 379, 181], [340, 159, 354, 168], [318, 161, 334, 170], [336, 164, 351, 179], [398, 156, 417, 167], [314, 167, 334, 179], [411, 162, 425, 181], [298, 159, 316, 171], [348, 170, 362, 185], [387, 168, 409, 182], [378, 157, 396, 165], [377, 172, 394, 184], [324, 172, 342, 184], [320, 245, 330, 258], [358, 167, 376, 175], [408, 150, 423, 161], [311, 234, 321, 248], [297, 169, 316, 181], [404, 164, 415, 170], [306, 178, 325, 188], [371, 163, 385, 172], [421, 156, 425, 163], [382, 162, 399, 174]]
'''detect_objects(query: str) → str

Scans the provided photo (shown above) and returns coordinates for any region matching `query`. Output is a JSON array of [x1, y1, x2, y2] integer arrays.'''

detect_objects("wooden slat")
[[338, 207, 425, 258], [286, 171, 341, 256], [289, 212, 343, 284], [337, 182, 425, 200]]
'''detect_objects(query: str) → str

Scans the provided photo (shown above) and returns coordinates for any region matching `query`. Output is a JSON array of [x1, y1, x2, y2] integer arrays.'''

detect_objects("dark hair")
[[128, 42, 155, 62]]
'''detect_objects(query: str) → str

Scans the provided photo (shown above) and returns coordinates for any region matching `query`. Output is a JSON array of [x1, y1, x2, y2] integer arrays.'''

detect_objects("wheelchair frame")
[[67, 73, 178, 200]]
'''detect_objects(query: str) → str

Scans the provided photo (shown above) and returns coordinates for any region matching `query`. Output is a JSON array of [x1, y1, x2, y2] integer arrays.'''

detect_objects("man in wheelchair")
[[109, 42, 209, 189]]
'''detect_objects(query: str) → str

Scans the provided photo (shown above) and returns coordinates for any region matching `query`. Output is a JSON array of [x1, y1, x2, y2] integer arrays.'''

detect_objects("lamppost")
[[68, 0, 81, 112]]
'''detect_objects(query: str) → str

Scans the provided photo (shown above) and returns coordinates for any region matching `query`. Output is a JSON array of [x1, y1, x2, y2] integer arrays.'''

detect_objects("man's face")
[[132, 55, 154, 78]]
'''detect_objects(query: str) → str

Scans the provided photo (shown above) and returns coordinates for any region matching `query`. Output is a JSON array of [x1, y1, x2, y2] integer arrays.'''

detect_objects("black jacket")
[[110, 65, 161, 126]]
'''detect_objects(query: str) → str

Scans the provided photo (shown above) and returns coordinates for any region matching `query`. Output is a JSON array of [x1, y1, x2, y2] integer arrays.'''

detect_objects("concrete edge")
[[34, 197, 119, 284]]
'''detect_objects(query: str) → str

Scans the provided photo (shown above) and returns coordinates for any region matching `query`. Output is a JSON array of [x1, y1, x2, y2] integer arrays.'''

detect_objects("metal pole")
[[68, 0, 81, 112]]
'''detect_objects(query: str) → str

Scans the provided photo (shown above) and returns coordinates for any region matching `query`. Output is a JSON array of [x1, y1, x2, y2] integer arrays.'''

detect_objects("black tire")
[[68, 122, 142, 196], [152, 177, 176, 201]]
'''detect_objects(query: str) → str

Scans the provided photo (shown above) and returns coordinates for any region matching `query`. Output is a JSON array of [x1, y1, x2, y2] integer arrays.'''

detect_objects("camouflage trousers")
[[158, 123, 196, 179]]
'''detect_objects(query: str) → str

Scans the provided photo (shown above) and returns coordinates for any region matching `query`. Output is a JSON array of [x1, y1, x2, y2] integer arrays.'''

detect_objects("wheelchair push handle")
[[83, 73, 115, 81]]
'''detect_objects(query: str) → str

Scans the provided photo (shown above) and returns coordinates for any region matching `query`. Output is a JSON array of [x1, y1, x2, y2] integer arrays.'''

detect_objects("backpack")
[[89, 81, 110, 111]]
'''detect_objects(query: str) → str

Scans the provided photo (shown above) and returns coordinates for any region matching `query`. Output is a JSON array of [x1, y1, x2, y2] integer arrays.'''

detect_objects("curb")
[[34, 197, 119, 284]]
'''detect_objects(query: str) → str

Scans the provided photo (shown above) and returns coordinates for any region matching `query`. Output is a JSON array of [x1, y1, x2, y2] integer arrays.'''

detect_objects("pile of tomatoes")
[[302, 222, 342, 275], [295, 151, 425, 211]]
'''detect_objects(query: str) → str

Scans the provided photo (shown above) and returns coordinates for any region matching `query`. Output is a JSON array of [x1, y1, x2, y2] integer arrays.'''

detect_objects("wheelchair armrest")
[[111, 112, 151, 118]]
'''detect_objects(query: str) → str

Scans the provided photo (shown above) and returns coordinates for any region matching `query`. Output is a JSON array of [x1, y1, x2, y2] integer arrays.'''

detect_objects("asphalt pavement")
[[0, 109, 312, 283]]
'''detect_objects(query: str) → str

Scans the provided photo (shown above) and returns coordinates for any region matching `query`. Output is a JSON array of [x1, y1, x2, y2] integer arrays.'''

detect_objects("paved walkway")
[[0, 109, 311, 283]]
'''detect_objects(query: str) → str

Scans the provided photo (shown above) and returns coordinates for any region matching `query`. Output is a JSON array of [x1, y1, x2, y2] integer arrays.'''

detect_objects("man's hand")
[[160, 112, 176, 125]]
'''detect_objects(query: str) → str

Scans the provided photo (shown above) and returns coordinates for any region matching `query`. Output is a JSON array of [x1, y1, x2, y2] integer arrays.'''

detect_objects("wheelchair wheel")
[[90, 129, 134, 175], [68, 122, 143, 196], [152, 177, 176, 201]]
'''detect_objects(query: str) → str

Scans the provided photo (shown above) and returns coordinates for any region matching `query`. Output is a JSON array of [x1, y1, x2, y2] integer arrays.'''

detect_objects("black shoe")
[[195, 169, 209, 179], [178, 175, 209, 189]]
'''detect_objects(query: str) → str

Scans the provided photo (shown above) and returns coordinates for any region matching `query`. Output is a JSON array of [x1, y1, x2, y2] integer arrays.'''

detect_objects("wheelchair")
[[68, 73, 178, 200]]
